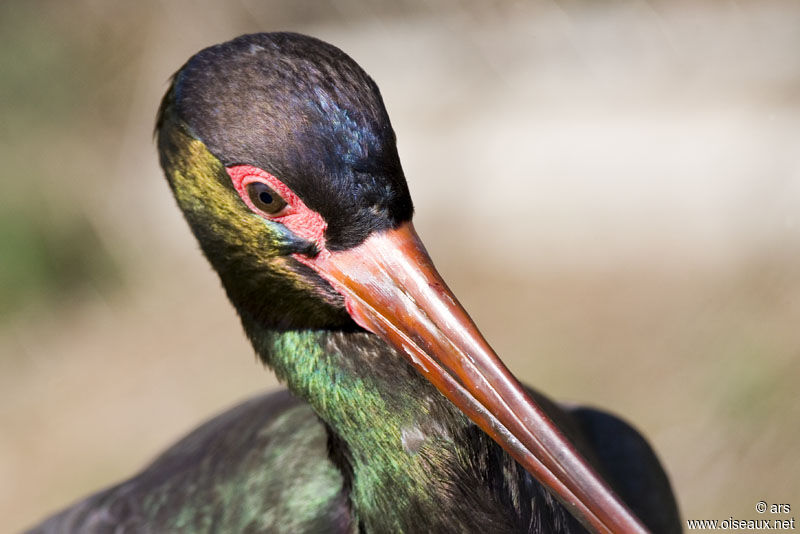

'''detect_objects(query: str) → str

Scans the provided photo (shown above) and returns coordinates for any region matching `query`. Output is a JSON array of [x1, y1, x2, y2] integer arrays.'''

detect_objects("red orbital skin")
[[226, 165, 330, 260]]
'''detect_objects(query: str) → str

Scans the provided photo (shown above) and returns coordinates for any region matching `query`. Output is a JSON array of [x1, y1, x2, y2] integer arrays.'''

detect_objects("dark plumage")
[[28, 33, 680, 534]]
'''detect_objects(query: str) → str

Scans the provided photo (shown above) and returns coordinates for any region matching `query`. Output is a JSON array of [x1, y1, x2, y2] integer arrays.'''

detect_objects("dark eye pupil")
[[245, 181, 287, 215], [258, 191, 273, 205]]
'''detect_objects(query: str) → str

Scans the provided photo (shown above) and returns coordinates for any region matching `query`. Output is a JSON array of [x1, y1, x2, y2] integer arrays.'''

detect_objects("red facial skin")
[[227, 165, 330, 260], [228, 164, 366, 321]]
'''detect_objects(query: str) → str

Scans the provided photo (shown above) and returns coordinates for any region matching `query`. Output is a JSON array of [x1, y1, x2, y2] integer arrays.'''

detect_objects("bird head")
[[157, 32, 413, 330]]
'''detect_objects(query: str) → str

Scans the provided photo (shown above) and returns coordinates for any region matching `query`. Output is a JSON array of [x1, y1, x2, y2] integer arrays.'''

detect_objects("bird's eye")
[[246, 181, 287, 215]]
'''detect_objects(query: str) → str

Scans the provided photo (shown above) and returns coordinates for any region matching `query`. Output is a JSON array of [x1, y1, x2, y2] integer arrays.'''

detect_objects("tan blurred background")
[[1, 0, 799, 531]]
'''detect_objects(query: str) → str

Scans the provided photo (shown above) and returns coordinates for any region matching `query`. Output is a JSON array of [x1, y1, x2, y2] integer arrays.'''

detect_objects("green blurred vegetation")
[[0, 1, 129, 320], [0, 210, 119, 318]]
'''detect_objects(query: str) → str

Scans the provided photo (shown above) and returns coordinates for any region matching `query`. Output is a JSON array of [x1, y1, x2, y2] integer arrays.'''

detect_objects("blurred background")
[[1, 0, 798, 530]]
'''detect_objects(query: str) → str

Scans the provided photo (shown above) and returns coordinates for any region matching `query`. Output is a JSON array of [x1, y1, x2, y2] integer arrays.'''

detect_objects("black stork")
[[29, 33, 680, 534]]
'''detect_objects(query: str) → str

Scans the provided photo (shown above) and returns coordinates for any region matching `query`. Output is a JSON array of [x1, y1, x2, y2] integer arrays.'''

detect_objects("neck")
[[243, 320, 578, 533]]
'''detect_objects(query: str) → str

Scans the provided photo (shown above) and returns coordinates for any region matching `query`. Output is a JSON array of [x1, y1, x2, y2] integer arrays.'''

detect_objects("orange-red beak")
[[309, 222, 649, 534]]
